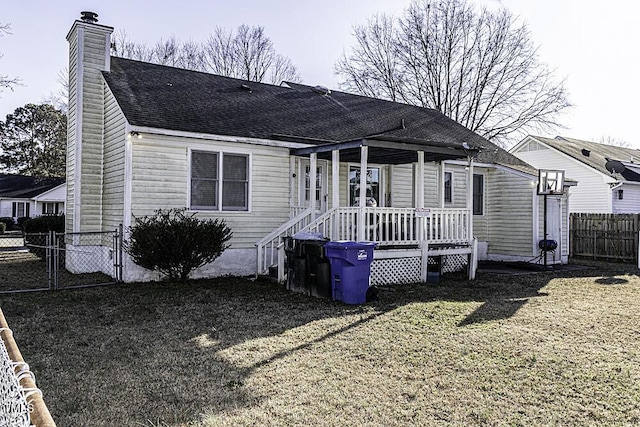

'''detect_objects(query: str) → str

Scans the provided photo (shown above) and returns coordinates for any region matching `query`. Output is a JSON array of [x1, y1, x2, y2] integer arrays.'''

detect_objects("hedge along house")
[[66, 12, 572, 284]]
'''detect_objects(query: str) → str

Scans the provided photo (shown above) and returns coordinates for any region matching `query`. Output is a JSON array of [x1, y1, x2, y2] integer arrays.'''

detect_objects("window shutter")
[[25, 203, 30, 217], [12, 202, 16, 218]]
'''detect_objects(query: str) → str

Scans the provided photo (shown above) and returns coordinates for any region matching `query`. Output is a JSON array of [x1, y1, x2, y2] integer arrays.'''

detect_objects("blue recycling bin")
[[325, 241, 376, 304]]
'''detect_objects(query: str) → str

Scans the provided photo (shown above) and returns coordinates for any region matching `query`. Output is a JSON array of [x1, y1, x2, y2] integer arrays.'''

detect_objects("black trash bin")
[[285, 236, 331, 299]]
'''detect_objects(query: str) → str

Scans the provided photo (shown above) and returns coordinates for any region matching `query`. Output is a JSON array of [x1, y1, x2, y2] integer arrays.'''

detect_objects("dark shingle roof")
[[0, 174, 65, 198], [530, 136, 640, 182], [103, 57, 533, 171]]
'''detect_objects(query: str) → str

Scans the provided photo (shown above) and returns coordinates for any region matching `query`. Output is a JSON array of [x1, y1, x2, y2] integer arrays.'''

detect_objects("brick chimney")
[[66, 12, 113, 232]]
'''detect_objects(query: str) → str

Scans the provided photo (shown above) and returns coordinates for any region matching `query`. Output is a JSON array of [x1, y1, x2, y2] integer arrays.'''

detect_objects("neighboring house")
[[0, 174, 65, 221], [511, 136, 640, 213], [66, 13, 572, 283]]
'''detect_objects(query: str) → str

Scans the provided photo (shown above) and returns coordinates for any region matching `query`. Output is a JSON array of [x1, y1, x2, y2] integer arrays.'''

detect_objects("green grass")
[[2, 263, 640, 426]]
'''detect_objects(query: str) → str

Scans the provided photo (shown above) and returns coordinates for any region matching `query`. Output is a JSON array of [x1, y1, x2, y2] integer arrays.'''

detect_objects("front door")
[[300, 160, 328, 214]]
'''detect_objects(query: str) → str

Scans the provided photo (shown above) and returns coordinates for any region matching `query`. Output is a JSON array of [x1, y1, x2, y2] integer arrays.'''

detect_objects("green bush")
[[22, 214, 65, 233], [125, 208, 233, 282], [0, 222, 5, 234], [16, 216, 30, 229], [22, 215, 65, 259], [0, 217, 15, 231]]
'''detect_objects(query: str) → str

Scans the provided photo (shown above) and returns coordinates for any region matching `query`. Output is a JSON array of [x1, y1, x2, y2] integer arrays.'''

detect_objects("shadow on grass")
[[0, 262, 618, 426]]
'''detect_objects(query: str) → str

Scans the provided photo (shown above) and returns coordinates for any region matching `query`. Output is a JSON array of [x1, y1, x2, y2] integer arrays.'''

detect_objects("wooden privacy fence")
[[570, 213, 639, 262]]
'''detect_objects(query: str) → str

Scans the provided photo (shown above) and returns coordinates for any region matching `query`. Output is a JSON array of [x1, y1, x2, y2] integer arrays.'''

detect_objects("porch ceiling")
[[289, 136, 476, 165]]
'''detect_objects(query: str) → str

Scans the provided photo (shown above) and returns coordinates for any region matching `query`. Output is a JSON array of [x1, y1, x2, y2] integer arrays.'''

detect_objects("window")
[[444, 172, 452, 203], [12, 202, 29, 218], [349, 166, 380, 206], [473, 174, 484, 215], [190, 150, 249, 211], [42, 202, 60, 215]]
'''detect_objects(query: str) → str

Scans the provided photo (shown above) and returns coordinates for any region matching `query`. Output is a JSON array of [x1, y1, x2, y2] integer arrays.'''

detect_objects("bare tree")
[[336, 0, 571, 146], [42, 67, 69, 114], [112, 25, 301, 84], [597, 136, 631, 148], [0, 23, 20, 95]]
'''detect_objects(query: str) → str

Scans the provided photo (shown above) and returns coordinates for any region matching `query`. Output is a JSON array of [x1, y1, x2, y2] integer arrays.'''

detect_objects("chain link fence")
[[0, 229, 122, 293]]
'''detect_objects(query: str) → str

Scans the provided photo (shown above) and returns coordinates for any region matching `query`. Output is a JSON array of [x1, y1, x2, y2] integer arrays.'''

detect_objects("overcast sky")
[[1, 0, 639, 147]]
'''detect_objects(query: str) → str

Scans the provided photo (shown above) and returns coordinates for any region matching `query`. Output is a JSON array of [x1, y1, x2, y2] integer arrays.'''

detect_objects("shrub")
[[0, 217, 15, 231], [16, 216, 30, 229], [22, 214, 65, 259], [0, 222, 5, 234], [125, 208, 233, 282], [22, 214, 66, 233]]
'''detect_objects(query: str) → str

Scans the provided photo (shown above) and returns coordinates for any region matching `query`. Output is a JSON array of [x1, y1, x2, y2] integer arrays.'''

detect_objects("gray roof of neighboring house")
[[529, 136, 640, 182], [0, 174, 65, 199], [103, 56, 534, 172]]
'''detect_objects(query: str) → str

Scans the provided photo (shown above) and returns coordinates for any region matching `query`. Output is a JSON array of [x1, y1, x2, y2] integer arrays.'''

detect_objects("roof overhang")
[[290, 136, 478, 165]]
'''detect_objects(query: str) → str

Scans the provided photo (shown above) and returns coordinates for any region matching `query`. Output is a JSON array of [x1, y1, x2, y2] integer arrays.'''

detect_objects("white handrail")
[[255, 207, 314, 275]]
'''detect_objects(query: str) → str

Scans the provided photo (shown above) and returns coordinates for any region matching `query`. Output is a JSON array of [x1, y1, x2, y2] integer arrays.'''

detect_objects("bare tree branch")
[[0, 23, 20, 96], [113, 25, 301, 84], [336, 0, 571, 146]]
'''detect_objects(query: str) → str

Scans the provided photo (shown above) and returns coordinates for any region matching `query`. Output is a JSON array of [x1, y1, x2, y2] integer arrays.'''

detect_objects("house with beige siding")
[[511, 136, 640, 213], [65, 13, 571, 283]]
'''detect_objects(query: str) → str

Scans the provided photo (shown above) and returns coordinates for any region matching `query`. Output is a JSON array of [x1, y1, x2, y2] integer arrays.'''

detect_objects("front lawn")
[[2, 264, 640, 426]]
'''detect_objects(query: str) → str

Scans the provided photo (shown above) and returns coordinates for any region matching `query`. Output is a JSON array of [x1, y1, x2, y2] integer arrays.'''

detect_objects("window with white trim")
[[12, 201, 29, 218], [473, 174, 484, 215], [42, 202, 60, 215], [444, 172, 452, 203], [190, 150, 249, 211]]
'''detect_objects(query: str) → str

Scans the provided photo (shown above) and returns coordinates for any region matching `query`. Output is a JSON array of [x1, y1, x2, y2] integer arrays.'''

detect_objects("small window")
[[190, 150, 249, 211], [618, 189, 624, 200], [473, 174, 484, 215], [444, 172, 452, 203]]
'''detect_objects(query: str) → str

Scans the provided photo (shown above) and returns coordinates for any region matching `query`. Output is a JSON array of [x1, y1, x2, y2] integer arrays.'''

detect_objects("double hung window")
[[190, 150, 249, 211]]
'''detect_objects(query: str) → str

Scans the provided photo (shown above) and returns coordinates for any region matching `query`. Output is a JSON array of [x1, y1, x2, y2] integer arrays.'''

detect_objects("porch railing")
[[256, 207, 314, 275], [301, 207, 470, 246], [256, 206, 471, 275]]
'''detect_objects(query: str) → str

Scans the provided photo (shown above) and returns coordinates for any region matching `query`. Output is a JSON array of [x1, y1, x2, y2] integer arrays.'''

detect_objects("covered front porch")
[[256, 135, 480, 284]]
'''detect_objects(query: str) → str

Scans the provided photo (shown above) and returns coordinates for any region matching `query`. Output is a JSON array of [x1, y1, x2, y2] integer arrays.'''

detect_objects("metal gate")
[[0, 228, 122, 293]]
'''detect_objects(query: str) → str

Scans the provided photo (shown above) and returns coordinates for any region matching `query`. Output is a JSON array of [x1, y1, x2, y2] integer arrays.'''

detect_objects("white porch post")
[[467, 155, 477, 280], [437, 160, 445, 208], [466, 156, 474, 242], [358, 145, 369, 241], [417, 151, 425, 242], [332, 149, 340, 240], [310, 152, 317, 221], [418, 151, 428, 283], [289, 157, 295, 217]]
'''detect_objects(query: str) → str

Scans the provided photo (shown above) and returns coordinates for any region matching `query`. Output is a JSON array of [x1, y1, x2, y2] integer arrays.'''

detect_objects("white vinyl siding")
[[391, 164, 413, 207], [612, 184, 640, 213], [78, 28, 110, 230], [485, 169, 534, 256], [66, 30, 79, 233], [512, 138, 614, 213], [102, 83, 126, 231], [130, 134, 290, 249]]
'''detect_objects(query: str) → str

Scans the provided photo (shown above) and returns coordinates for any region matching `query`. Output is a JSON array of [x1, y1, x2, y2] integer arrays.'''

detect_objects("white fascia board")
[[128, 126, 313, 150], [32, 183, 66, 201], [444, 159, 535, 180]]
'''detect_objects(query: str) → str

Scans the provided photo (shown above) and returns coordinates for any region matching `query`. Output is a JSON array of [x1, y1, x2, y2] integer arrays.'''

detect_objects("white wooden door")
[[300, 160, 328, 214]]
